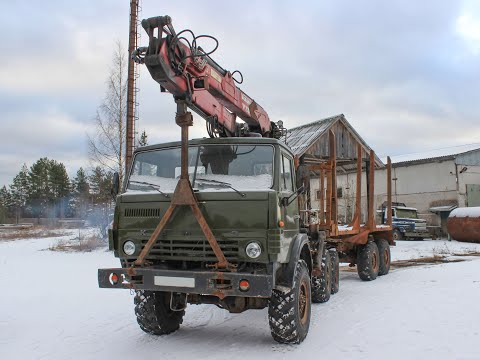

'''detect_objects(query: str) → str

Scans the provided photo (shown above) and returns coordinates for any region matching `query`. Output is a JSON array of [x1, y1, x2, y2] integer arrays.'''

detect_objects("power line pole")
[[125, 0, 139, 178]]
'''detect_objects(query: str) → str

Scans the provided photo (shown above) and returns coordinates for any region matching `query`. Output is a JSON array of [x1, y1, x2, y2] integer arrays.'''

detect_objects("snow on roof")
[[282, 114, 383, 167], [394, 206, 418, 211], [283, 115, 340, 156], [381, 144, 480, 164], [449, 207, 480, 218], [429, 205, 457, 213]]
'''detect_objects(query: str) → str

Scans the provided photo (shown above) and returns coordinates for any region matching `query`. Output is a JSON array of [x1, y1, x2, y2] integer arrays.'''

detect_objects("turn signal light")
[[278, 220, 285, 228], [239, 279, 250, 291], [110, 273, 119, 285]]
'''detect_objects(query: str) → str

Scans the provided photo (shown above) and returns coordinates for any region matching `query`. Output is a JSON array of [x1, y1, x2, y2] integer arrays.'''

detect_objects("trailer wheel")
[[376, 239, 391, 276], [269, 260, 311, 344], [357, 241, 379, 281], [329, 248, 340, 294], [392, 229, 403, 241], [311, 250, 332, 303], [134, 290, 185, 335]]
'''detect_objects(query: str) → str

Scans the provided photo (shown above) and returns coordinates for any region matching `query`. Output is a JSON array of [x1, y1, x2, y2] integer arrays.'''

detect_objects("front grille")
[[141, 238, 239, 262], [125, 208, 161, 218]]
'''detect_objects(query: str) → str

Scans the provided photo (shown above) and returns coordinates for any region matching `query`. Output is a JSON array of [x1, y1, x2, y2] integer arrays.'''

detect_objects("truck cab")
[[108, 137, 302, 270], [378, 203, 428, 240]]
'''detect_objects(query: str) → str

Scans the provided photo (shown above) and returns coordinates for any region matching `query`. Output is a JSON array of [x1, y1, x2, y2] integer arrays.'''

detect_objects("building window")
[[337, 187, 343, 198]]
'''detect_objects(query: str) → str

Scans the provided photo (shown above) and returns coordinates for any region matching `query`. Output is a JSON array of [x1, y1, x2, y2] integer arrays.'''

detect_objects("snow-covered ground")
[[1, 234, 480, 359]]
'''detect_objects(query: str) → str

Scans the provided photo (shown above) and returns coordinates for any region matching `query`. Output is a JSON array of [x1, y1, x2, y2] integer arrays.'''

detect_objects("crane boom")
[[133, 15, 283, 138]]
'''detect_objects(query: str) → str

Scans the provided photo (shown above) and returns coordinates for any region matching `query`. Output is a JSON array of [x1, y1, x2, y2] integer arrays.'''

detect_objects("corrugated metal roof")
[[282, 114, 383, 168], [382, 144, 480, 165], [283, 115, 341, 156]]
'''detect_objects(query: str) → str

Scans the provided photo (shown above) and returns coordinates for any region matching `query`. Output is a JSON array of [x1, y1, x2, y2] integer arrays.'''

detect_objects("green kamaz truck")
[[98, 15, 393, 344]]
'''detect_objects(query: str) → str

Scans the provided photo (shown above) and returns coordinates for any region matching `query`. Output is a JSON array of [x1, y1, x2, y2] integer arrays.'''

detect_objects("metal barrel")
[[447, 207, 480, 243]]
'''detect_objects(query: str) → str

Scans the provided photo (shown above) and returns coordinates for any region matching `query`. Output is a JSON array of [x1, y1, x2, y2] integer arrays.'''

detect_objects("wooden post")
[[319, 168, 325, 225], [329, 130, 338, 228], [350, 144, 362, 231], [367, 150, 376, 229], [387, 156, 392, 226]]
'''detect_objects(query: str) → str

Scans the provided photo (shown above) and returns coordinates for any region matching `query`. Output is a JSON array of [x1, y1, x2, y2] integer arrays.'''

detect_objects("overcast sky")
[[1, 0, 480, 186]]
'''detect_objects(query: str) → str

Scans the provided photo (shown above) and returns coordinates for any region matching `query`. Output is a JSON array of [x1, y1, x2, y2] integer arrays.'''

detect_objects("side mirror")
[[112, 172, 120, 198], [281, 185, 305, 207]]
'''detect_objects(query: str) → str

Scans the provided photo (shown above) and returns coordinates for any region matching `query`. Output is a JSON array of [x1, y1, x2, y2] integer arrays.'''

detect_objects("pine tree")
[[89, 166, 105, 201], [73, 167, 90, 195], [138, 130, 148, 147], [28, 158, 52, 217], [88, 167, 113, 234], [0, 186, 12, 223], [72, 167, 90, 218], [9, 164, 29, 222], [49, 160, 71, 218]]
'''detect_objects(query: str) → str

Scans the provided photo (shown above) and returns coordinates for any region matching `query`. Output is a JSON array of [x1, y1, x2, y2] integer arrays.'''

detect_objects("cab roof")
[[135, 137, 293, 154]]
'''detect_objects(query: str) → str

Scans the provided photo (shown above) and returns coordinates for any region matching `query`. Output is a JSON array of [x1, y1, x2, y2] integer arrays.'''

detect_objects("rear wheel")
[[311, 250, 332, 303], [329, 248, 340, 294], [269, 260, 311, 344], [357, 241, 379, 281], [134, 290, 185, 335], [376, 239, 391, 276]]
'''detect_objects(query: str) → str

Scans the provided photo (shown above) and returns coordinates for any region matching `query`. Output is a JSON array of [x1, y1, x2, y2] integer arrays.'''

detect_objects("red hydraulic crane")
[[132, 15, 284, 139]]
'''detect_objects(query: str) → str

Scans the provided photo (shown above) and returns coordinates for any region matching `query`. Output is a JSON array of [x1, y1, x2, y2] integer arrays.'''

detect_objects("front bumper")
[[403, 231, 429, 238], [98, 267, 274, 298]]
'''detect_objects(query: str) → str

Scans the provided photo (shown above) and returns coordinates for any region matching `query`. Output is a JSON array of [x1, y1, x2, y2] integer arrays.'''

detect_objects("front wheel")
[[269, 260, 311, 344], [392, 229, 403, 241], [134, 290, 185, 335]]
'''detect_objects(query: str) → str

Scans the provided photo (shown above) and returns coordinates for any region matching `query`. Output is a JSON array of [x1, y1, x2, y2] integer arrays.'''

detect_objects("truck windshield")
[[127, 144, 274, 193], [395, 208, 418, 219]]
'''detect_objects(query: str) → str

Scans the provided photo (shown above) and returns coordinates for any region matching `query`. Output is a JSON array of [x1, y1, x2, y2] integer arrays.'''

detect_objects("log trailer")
[[98, 15, 394, 344]]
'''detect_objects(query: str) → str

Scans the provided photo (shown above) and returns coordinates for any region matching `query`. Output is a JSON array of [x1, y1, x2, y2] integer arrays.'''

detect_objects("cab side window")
[[281, 154, 294, 192]]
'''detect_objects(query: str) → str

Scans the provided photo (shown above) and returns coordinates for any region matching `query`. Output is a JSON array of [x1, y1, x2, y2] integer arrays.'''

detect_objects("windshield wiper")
[[195, 178, 246, 198], [128, 180, 169, 198]]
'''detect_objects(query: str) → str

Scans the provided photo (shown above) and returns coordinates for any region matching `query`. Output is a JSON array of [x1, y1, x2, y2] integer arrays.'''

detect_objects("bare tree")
[[88, 42, 127, 185]]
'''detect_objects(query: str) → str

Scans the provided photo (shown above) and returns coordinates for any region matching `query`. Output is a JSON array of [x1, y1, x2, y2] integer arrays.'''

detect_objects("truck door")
[[280, 153, 300, 237]]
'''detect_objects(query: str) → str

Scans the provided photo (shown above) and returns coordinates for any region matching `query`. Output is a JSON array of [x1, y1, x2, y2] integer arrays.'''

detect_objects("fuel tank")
[[447, 207, 480, 243]]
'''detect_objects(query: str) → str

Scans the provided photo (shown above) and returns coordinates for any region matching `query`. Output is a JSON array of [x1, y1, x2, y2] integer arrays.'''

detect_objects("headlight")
[[123, 240, 136, 256], [245, 242, 262, 259]]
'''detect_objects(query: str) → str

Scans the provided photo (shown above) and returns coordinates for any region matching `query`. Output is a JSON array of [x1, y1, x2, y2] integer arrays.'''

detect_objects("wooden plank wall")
[[305, 121, 361, 160]]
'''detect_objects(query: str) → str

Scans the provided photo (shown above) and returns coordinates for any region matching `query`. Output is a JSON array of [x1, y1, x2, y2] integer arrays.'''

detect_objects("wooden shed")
[[283, 114, 383, 171]]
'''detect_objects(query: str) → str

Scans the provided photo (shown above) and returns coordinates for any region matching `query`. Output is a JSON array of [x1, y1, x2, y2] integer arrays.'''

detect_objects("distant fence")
[[2, 218, 86, 228]]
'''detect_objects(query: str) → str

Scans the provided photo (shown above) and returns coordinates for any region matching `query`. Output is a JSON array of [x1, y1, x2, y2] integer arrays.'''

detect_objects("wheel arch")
[[275, 233, 312, 289]]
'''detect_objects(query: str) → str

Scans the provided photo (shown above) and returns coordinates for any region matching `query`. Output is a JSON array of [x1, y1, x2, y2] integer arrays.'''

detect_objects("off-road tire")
[[357, 241, 380, 281], [269, 260, 311, 344], [134, 290, 185, 335], [392, 229, 403, 241], [329, 248, 340, 294], [376, 239, 391, 276], [311, 250, 332, 303]]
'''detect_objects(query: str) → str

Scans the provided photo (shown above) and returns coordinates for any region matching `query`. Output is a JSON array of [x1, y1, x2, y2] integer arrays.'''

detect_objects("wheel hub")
[[372, 251, 379, 272], [299, 279, 309, 325]]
